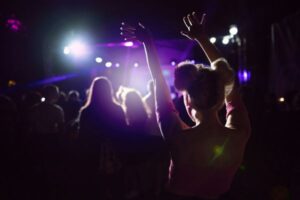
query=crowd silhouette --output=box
[0,12,300,200]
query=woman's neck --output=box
[193,109,221,126]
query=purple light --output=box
[124,41,134,47]
[27,74,77,88]
[11,25,19,31]
[238,69,251,83]
[134,62,139,68]
[171,93,177,100]
[163,70,170,76]
[96,41,139,48]
[6,17,22,32]
[171,61,176,66]
[105,62,112,67]
[115,63,120,67]
[107,43,115,47]
[95,57,103,63]
[243,71,248,80]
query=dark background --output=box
[0,0,299,92]
[1,1,300,199]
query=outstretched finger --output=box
[187,14,195,26]
[124,36,137,41]
[120,31,136,38]
[183,17,191,28]
[138,22,146,29]
[121,22,136,31]
[121,28,135,34]
[200,13,206,25]
[180,30,193,40]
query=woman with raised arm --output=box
[121,12,251,200]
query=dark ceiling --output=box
[0,0,299,85]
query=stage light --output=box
[243,71,248,81]
[8,80,16,87]
[278,97,285,103]
[171,61,176,66]
[190,60,195,64]
[64,46,70,55]
[69,40,88,57]
[222,36,230,45]
[6,17,22,32]
[105,62,112,67]
[124,41,134,47]
[63,40,89,57]
[115,63,120,67]
[209,37,216,44]
[95,57,103,63]
[134,62,139,68]
[238,69,251,83]
[229,25,238,36]
[41,97,46,102]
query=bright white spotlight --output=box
[209,37,216,44]
[278,97,285,103]
[68,40,88,57]
[64,46,70,55]
[41,97,46,102]
[134,62,139,68]
[105,62,112,67]
[229,25,238,36]
[95,57,103,63]
[115,63,120,67]
[124,41,134,47]
[222,36,230,45]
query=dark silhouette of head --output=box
[83,76,115,109]
[174,62,224,112]
[68,90,80,101]
[43,85,60,104]
[123,90,148,126]
[22,91,42,108]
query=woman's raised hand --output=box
[181,12,206,40]
[120,22,152,43]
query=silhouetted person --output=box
[143,80,162,137]
[143,80,155,119]
[121,89,169,199]
[20,91,42,138]
[78,76,127,199]
[28,85,64,135]
[27,85,65,199]
[65,90,82,123]
[121,12,251,199]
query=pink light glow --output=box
[124,41,134,47]
[6,17,22,32]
